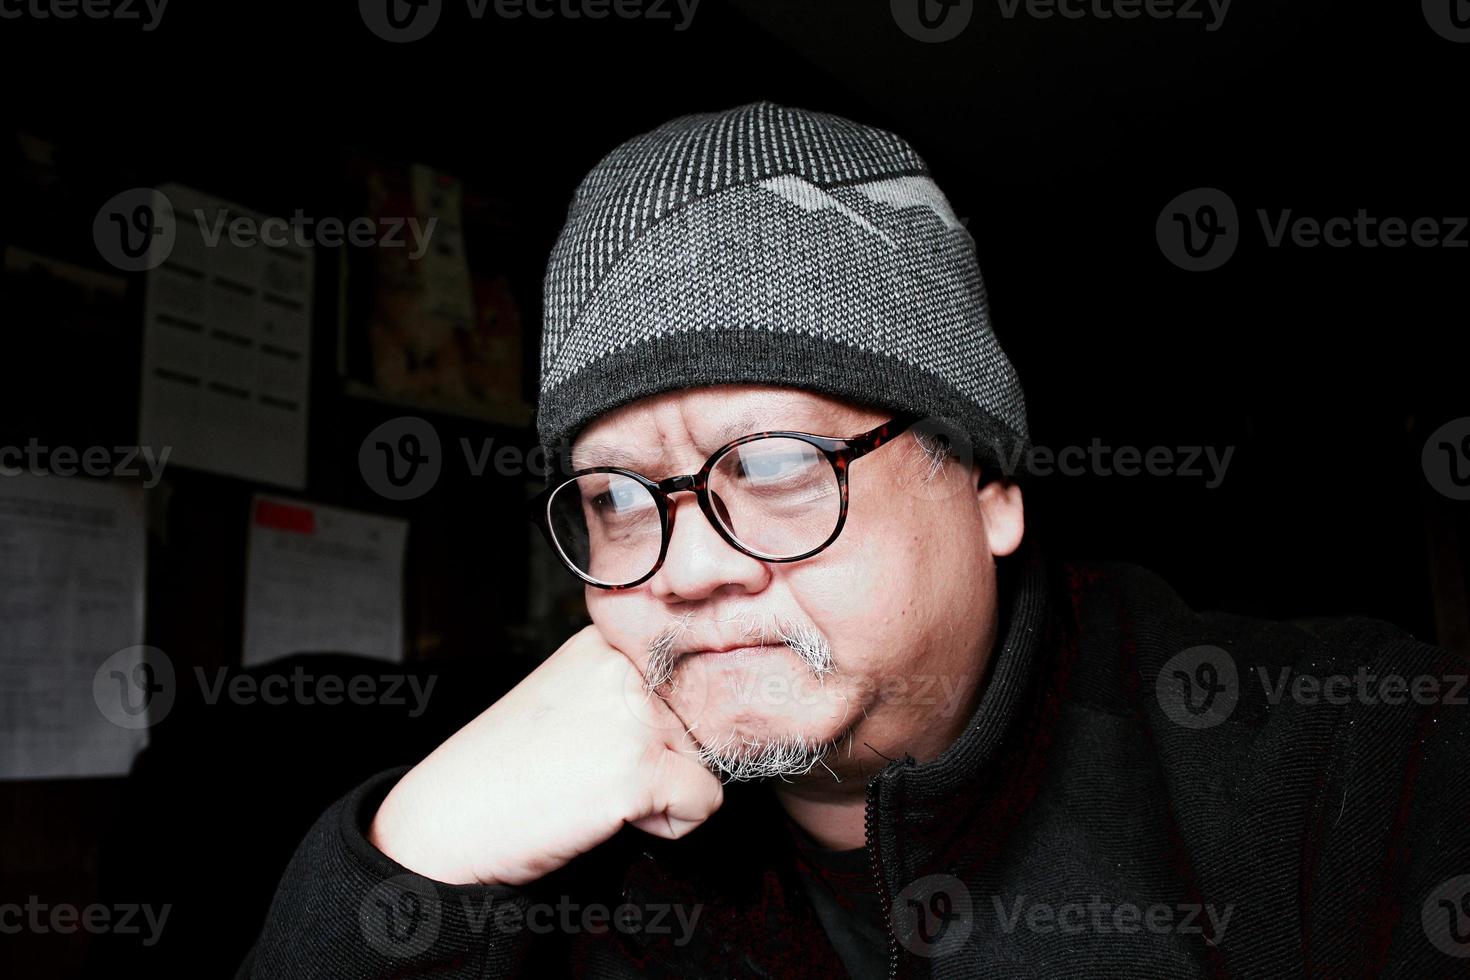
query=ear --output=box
[976,477,1025,558]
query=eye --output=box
[589,479,652,516]
[736,442,821,484]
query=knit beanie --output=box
[536,100,1030,478]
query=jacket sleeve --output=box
[1360,629,1470,974]
[1294,619,1470,975]
[236,767,538,979]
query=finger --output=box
[630,748,724,839]
[617,653,712,753]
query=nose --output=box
[648,490,770,602]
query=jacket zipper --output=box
[865,779,899,980]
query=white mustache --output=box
[643,612,834,691]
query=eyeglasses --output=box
[527,413,922,589]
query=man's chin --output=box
[671,695,854,748]
[682,715,859,782]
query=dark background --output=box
[1,1,1465,975]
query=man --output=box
[240,102,1470,978]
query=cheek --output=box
[789,491,988,666]
[785,511,933,661]
[584,590,656,664]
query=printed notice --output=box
[138,183,312,489]
[242,495,408,666]
[0,477,148,779]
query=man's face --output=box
[573,384,1025,782]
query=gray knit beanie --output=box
[536,100,1030,477]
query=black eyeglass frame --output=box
[526,412,924,590]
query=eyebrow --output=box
[570,411,777,474]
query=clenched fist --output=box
[368,625,724,886]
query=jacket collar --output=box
[615,537,1055,975]
[868,536,1052,858]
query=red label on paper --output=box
[254,499,315,534]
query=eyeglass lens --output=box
[544,437,842,586]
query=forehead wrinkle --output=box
[570,409,775,474]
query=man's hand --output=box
[368,624,724,886]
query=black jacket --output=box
[239,544,1470,978]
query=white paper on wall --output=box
[242,495,407,667]
[0,476,149,779]
[139,183,313,489]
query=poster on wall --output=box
[337,159,534,426]
[138,183,313,489]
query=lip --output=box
[691,644,779,658]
